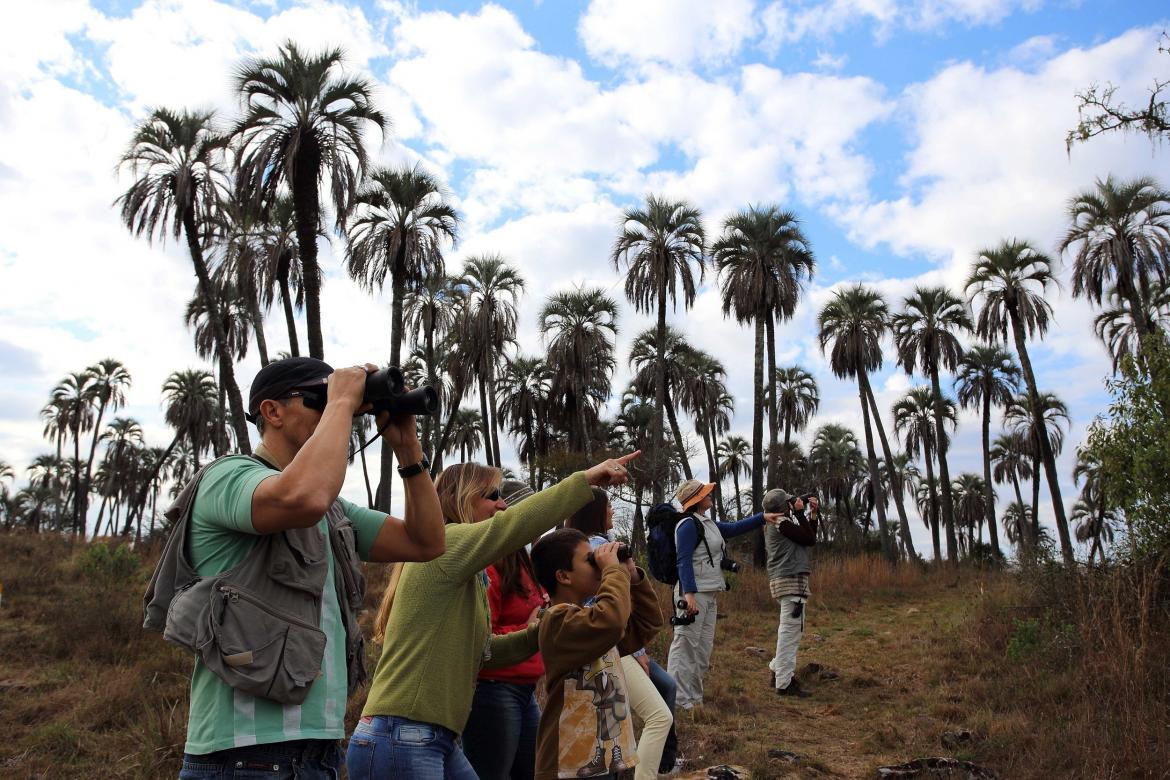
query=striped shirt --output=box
[185,456,384,755]
[769,573,810,600]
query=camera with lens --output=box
[363,367,440,417]
[787,492,818,510]
[720,556,741,574]
[670,598,696,626]
[585,543,632,568]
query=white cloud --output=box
[579,0,758,69]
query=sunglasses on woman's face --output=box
[482,488,501,502]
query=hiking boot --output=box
[577,745,606,777]
[776,678,810,698]
[609,744,628,772]
[769,669,775,689]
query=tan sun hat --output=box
[674,479,715,511]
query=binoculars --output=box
[720,556,741,574]
[363,367,439,417]
[670,598,696,626]
[585,544,632,568]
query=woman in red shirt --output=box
[462,480,547,780]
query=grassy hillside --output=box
[1,533,1165,778]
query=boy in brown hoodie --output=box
[530,528,664,779]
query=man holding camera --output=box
[146,357,446,779]
[762,489,820,698]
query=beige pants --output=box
[666,590,718,708]
[620,654,673,780]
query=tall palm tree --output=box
[892,287,971,563]
[213,192,273,366]
[772,366,819,448]
[681,351,733,521]
[117,107,251,452]
[447,408,485,463]
[457,255,524,468]
[253,195,306,355]
[93,416,143,538]
[968,239,1073,562]
[1093,281,1170,372]
[1002,501,1033,549]
[1072,498,1118,564]
[952,473,991,557]
[612,194,706,503]
[893,386,957,561]
[990,431,1033,512]
[404,274,461,462]
[79,359,131,533]
[1060,175,1170,356]
[539,286,619,456]
[717,435,752,521]
[235,41,389,359]
[809,423,865,543]
[955,345,1020,559]
[713,205,814,516]
[1004,391,1070,549]
[51,372,97,535]
[818,284,900,559]
[628,326,696,480]
[496,356,552,487]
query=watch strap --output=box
[397,457,430,478]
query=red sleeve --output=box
[486,565,537,636]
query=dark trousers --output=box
[179,739,341,779]
[647,658,679,771]
[461,679,539,780]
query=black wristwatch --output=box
[397,457,430,479]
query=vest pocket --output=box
[207,584,326,704]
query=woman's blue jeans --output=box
[345,716,478,780]
[461,680,539,780]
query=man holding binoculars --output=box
[763,488,820,698]
[150,357,447,779]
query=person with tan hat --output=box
[665,478,782,711]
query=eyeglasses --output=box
[482,488,501,502]
[280,388,327,411]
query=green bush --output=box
[1006,617,1042,662]
[76,543,140,586]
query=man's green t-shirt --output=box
[184,455,385,755]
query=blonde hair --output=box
[372,461,501,643]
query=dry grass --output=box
[2,534,1165,779]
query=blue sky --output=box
[1,0,1168,555]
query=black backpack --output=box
[645,504,712,586]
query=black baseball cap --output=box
[246,357,333,423]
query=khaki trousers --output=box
[619,655,672,780]
[665,590,718,709]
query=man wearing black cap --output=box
[173,357,446,778]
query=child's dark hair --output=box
[531,528,588,596]
[566,487,609,538]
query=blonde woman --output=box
[347,452,640,780]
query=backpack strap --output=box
[677,513,716,568]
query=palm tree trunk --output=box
[376,251,411,515]
[423,321,437,462]
[751,315,766,567]
[652,279,668,504]
[477,377,493,466]
[1030,455,1041,544]
[663,387,692,480]
[864,382,917,559]
[292,140,325,360]
[765,315,780,487]
[732,469,744,520]
[576,379,592,458]
[359,445,374,509]
[126,433,182,535]
[1008,304,1073,563]
[487,370,503,467]
[924,444,941,561]
[929,368,958,564]
[82,395,110,536]
[182,206,252,455]
[632,481,646,553]
[71,415,83,536]
[277,250,300,356]
[980,393,1002,559]
[431,379,466,477]
[858,375,894,560]
[703,419,725,522]
[248,293,270,367]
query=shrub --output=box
[76,542,141,586]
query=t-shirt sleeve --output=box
[338,498,388,561]
[194,457,274,534]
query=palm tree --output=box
[213,193,273,366]
[404,274,461,462]
[447,408,485,463]
[680,351,733,520]
[628,326,697,480]
[79,359,131,533]
[713,205,814,516]
[1060,175,1170,356]
[772,366,819,449]
[818,284,900,559]
[253,195,306,355]
[117,107,251,452]
[1072,498,1118,564]
[456,255,524,468]
[496,356,552,487]
[955,345,1020,559]
[952,473,991,557]
[235,41,389,359]
[1004,391,1070,549]
[539,286,619,456]
[93,417,143,538]
[968,239,1073,562]
[51,372,97,535]
[990,431,1033,512]
[717,435,752,520]
[894,386,957,561]
[1092,281,1170,372]
[614,388,658,549]
[612,194,706,503]
[809,423,865,543]
[892,287,971,564]
[1003,501,1033,549]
